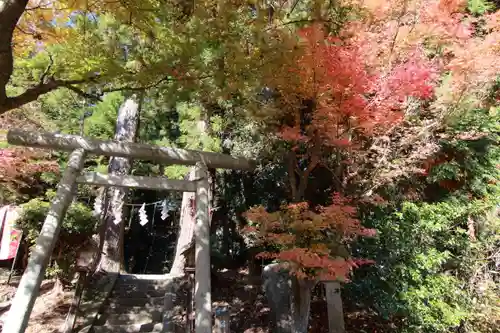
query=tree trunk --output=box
[277,149,321,333]
[97,95,141,273]
[290,277,316,333]
[0,0,27,106]
[169,117,215,275]
[169,168,196,275]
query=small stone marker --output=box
[324,281,345,333]
[262,263,292,333]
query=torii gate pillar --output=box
[194,163,211,333]
[3,149,87,333]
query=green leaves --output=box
[467,0,495,15]
[17,198,96,242]
[345,105,499,332]
[16,197,97,281]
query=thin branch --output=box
[297,146,321,199]
[387,0,408,68]
[288,0,301,17]
[287,151,299,201]
[14,25,34,35]
[63,84,102,102]
[40,54,54,84]
[265,18,335,32]
[100,73,213,94]
[0,75,99,115]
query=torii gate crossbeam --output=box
[7,129,255,170]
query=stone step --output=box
[96,311,163,325]
[91,322,163,333]
[117,274,177,283]
[114,284,170,291]
[105,305,164,314]
[111,289,166,298]
[107,296,166,307]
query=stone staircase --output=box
[89,274,185,333]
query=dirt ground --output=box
[0,275,74,333]
[0,269,393,333]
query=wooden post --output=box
[186,269,195,333]
[7,230,23,285]
[194,163,211,333]
[61,271,86,333]
[214,305,230,333]
[170,168,197,276]
[324,281,345,333]
[3,149,86,333]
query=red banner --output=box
[0,205,22,260]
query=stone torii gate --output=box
[3,129,256,333]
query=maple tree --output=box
[244,195,376,282]
[241,0,499,331]
[263,0,500,200]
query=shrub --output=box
[16,198,97,283]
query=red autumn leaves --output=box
[244,195,376,281]
[278,23,437,147]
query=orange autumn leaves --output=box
[243,195,376,281]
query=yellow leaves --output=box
[14,1,70,53]
[13,0,150,56]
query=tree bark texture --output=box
[97,95,141,273]
[0,0,28,107]
[169,118,215,275]
[169,168,197,275]
[290,278,317,333]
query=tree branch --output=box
[100,73,213,94]
[296,147,321,200]
[63,84,102,102]
[39,53,54,84]
[287,151,299,202]
[0,76,98,115]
